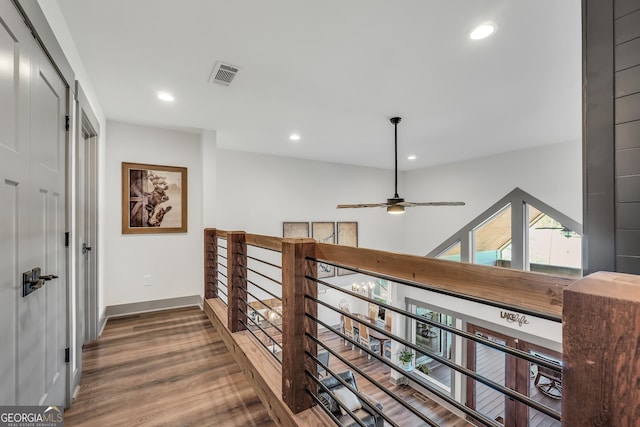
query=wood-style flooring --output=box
[64,306,275,427]
[318,330,472,427]
[473,343,561,426]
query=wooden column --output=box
[281,238,317,414]
[563,272,640,425]
[227,231,247,332]
[204,228,218,299]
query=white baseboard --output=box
[98,308,107,336]
[105,295,202,319]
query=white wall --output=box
[105,121,203,306]
[213,149,406,253]
[201,130,217,228]
[211,149,412,332]
[402,140,582,256]
[209,142,581,346]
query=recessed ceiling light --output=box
[408,155,417,160]
[469,23,496,40]
[289,134,301,141]
[157,91,174,102]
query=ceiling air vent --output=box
[208,61,240,86]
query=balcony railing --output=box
[203,228,640,426]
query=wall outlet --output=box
[144,275,152,287]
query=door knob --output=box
[82,243,92,254]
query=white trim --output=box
[105,295,203,318]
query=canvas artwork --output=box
[122,162,187,234]
[337,222,358,276]
[283,222,310,238]
[312,222,336,278]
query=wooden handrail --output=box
[208,228,571,317]
[245,233,283,252]
[315,243,573,318]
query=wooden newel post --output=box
[204,228,218,299]
[227,231,247,332]
[563,272,640,425]
[282,238,318,414]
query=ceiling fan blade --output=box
[404,201,466,207]
[337,203,388,209]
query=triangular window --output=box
[432,188,582,278]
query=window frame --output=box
[430,188,582,274]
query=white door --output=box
[70,115,99,398]
[81,128,99,344]
[0,2,68,406]
[71,124,86,398]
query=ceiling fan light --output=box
[387,205,405,215]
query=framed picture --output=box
[122,162,187,234]
[283,222,309,238]
[312,222,335,278]
[337,222,358,276]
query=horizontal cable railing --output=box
[205,230,228,305]
[204,228,639,427]
[238,238,284,362]
[303,261,562,426]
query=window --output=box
[528,206,581,277]
[430,188,582,276]
[413,305,455,394]
[473,204,511,266]
[436,241,461,261]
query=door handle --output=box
[23,268,42,297]
[82,243,92,254]
[22,267,58,297]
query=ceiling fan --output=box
[535,225,577,238]
[337,117,465,214]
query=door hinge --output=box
[65,232,70,247]
[65,115,69,132]
[64,347,70,364]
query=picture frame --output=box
[312,222,335,278]
[337,222,358,276]
[283,222,310,238]
[122,162,187,234]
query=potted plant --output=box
[416,363,430,375]
[398,348,414,371]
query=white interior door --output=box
[71,118,85,399]
[0,2,68,406]
[0,3,30,404]
[70,111,99,398]
[82,131,99,343]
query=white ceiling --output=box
[56,0,582,171]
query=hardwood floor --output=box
[317,330,473,427]
[64,307,275,427]
[471,343,561,426]
[66,305,558,426]
[317,329,561,426]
